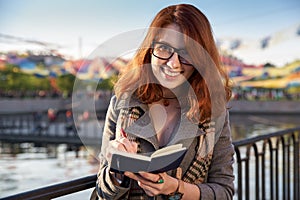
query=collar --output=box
[115,92,148,111]
[114,94,205,149]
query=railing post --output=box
[281,136,286,200]
[294,131,300,200]
[253,144,259,200]
[245,145,250,200]
[235,146,243,200]
[287,137,291,200]
[261,141,266,200]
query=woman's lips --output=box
[160,66,183,78]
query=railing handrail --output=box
[0,175,97,200]
[1,126,299,200]
[233,126,300,200]
[233,126,300,147]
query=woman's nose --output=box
[167,52,181,69]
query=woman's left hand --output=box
[124,171,178,197]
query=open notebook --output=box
[109,144,187,173]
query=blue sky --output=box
[0,0,300,60]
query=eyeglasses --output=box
[151,42,193,66]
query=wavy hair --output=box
[114,4,231,124]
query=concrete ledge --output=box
[1,98,300,114]
[228,100,300,114]
[0,98,109,114]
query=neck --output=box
[162,83,189,99]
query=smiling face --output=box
[151,24,195,90]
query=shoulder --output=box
[113,93,147,112]
[213,110,229,133]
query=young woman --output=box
[93,3,234,199]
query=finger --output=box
[138,182,159,197]
[125,172,160,188]
[125,172,163,196]
[109,140,127,151]
[105,140,127,159]
[138,171,161,183]
[137,173,165,191]
[142,188,156,197]
[124,171,140,181]
[119,138,137,153]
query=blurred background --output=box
[0,0,299,199]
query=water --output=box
[0,114,299,199]
[0,146,98,199]
[230,113,300,141]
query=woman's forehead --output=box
[156,24,185,48]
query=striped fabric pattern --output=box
[118,107,213,199]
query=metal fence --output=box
[1,127,299,200]
[234,126,300,200]
[0,112,102,146]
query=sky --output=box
[0,0,300,65]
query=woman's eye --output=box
[179,50,188,55]
[159,44,172,52]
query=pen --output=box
[121,128,135,143]
[121,128,127,138]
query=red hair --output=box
[114,4,231,124]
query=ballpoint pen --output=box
[121,128,127,138]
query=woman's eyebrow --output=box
[156,40,186,50]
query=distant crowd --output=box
[232,87,300,101]
[0,90,69,99]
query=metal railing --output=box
[234,126,300,200]
[0,112,102,146]
[0,175,97,200]
[1,127,299,200]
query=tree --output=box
[97,75,117,91]
[56,74,76,95]
[0,64,50,92]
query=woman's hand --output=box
[106,134,137,186]
[105,128,138,160]
[124,171,178,197]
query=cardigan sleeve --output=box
[95,95,131,199]
[197,111,235,199]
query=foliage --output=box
[1,63,117,96]
[0,64,50,91]
[56,74,76,95]
[97,75,117,91]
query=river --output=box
[230,113,300,141]
[0,113,299,199]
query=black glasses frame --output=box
[151,41,193,66]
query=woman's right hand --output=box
[105,131,137,186]
[105,136,138,160]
